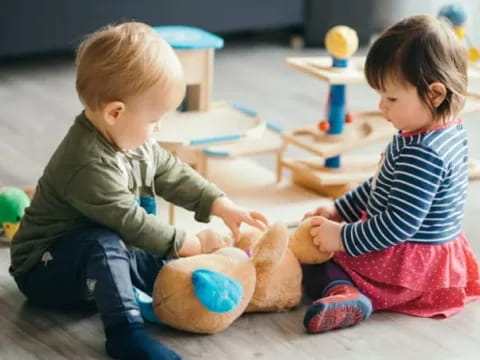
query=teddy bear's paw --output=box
[192,269,244,313]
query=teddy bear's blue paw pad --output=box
[192,269,243,313]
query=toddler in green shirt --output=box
[10,22,267,360]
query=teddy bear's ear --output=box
[236,228,264,253]
[251,223,288,267]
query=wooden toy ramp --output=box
[280,154,379,198]
[202,127,283,159]
[282,111,395,159]
[287,56,480,85]
[153,102,284,180]
[153,102,265,150]
[280,108,480,197]
[281,154,380,186]
[279,110,392,199]
[285,56,366,84]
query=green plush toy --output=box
[0,187,30,242]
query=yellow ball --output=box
[469,47,480,62]
[325,25,359,59]
[455,26,466,39]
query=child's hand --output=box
[309,216,345,253]
[196,229,233,254]
[178,234,201,257]
[302,203,342,222]
[211,197,269,242]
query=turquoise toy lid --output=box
[153,25,224,50]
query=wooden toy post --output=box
[324,62,347,169]
[322,26,360,169]
[315,25,357,174]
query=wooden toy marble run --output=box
[279,25,480,198]
[277,26,394,198]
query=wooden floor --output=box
[1,40,480,360]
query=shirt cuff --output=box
[194,185,224,223]
[166,228,187,259]
[341,223,360,257]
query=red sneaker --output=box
[304,283,372,333]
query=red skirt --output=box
[333,233,480,317]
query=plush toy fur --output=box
[152,219,333,334]
[236,223,302,313]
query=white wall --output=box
[373,0,480,44]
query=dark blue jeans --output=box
[14,227,166,329]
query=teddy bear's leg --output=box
[137,269,244,326]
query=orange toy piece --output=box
[318,120,330,132]
[345,113,353,123]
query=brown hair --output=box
[76,22,185,110]
[365,15,468,121]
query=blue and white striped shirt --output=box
[335,122,468,257]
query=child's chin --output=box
[125,142,144,150]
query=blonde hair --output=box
[365,15,468,121]
[76,22,185,110]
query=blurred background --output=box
[1,0,479,58]
[1,0,480,186]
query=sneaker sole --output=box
[306,304,364,333]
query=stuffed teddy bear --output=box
[140,218,332,334]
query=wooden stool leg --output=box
[195,154,208,179]
[168,203,175,225]
[276,151,283,183]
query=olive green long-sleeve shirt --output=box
[10,112,223,277]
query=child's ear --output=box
[103,101,125,125]
[428,82,447,108]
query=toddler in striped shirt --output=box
[301,15,480,333]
